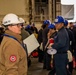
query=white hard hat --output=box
[2,13,21,25]
[19,17,25,23]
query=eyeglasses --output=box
[11,23,24,27]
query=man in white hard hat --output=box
[0,13,27,75]
[19,17,31,67]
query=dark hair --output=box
[53,27,56,30]
[70,22,73,24]
[41,24,46,29]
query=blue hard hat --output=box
[43,20,51,25]
[54,16,64,24]
[48,23,55,29]
[64,19,68,26]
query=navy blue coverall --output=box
[52,27,69,75]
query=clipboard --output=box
[23,34,39,54]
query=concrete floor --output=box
[28,57,76,75]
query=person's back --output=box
[37,26,44,63]
[0,26,4,44]
[21,28,30,40]
[66,28,75,53]
[42,27,49,50]
[25,25,33,34]
[37,28,43,44]
[42,20,51,70]
[70,26,76,51]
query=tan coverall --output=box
[0,30,27,75]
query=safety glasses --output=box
[11,23,24,27]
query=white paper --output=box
[23,34,39,54]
